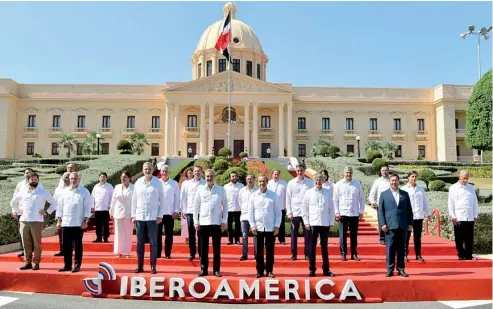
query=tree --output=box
[218,147,232,157]
[129,132,149,155]
[364,140,382,152]
[116,139,133,154]
[312,139,331,157]
[417,168,437,190]
[466,70,492,162]
[381,141,397,160]
[59,134,75,158]
[82,131,102,155]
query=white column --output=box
[278,103,285,157]
[287,102,293,157]
[199,103,206,156]
[164,102,171,156]
[244,103,250,155]
[252,103,259,157]
[174,102,180,156]
[208,102,214,156]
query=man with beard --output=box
[223,172,244,245]
[11,173,57,270]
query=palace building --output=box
[0,3,476,161]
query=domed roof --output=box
[194,2,264,54]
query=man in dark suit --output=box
[378,174,413,278]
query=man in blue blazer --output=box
[378,174,413,277]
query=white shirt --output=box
[131,176,165,221]
[181,178,206,214]
[14,180,44,196]
[238,185,259,221]
[302,186,335,227]
[56,185,93,227]
[91,182,114,211]
[333,178,366,217]
[160,178,180,216]
[267,179,287,211]
[401,183,431,220]
[248,189,282,232]
[286,177,314,217]
[54,186,69,200]
[193,184,228,226]
[448,182,479,222]
[11,186,57,222]
[369,177,390,204]
[391,188,400,205]
[223,182,244,212]
[109,184,134,219]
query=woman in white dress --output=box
[109,171,134,258]
[180,168,194,244]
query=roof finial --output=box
[223,2,237,19]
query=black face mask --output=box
[29,183,38,188]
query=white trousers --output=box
[181,216,188,238]
[114,217,133,255]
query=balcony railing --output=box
[101,128,112,133]
[49,127,62,133]
[368,130,381,139]
[415,130,428,140]
[24,127,37,133]
[345,130,355,135]
[149,128,161,133]
[184,127,199,138]
[297,129,308,135]
[319,129,333,139]
[392,130,405,135]
[186,127,199,133]
[124,128,136,133]
[74,127,87,133]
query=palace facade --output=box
[0,3,475,161]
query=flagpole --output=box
[227,8,232,152]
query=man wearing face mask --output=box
[11,173,57,271]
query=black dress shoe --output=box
[267,272,275,278]
[459,257,466,260]
[466,257,478,260]
[404,256,409,262]
[71,266,80,273]
[309,271,316,277]
[341,255,347,261]
[33,263,40,271]
[93,239,102,243]
[198,270,208,277]
[19,263,32,270]
[17,252,24,257]
[214,271,221,277]
[165,256,171,259]
[58,267,71,272]
[380,240,386,245]
[351,255,360,261]
[256,273,263,278]
[188,255,195,261]
[385,272,394,277]
[135,267,144,273]
[150,268,157,274]
[235,241,241,245]
[398,271,408,277]
[305,256,309,261]
[280,242,286,245]
[290,256,297,261]
[239,255,247,261]
[227,242,233,245]
[103,239,109,243]
[323,271,335,277]
[416,256,425,262]
[54,252,63,256]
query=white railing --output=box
[74,128,87,133]
[320,129,332,135]
[345,130,355,135]
[149,128,161,133]
[49,127,62,133]
[456,129,466,134]
[259,128,273,134]
[124,128,136,133]
[24,127,37,133]
[185,127,199,133]
[101,128,112,133]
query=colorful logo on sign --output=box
[82,262,117,295]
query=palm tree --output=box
[130,132,149,155]
[364,140,382,152]
[381,141,398,160]
[59,134,75,158]
[312,139,331,157]
[82,131,103,155]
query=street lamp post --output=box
[96,133,102,155]
[460,24,492,163]
[356,135,361,158]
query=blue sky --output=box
[0,1,491,88]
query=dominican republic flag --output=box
[215,11,232,63]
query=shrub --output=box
[55,164,67,175]
[194,160,211,172]
[366,149,382,163]
[429,180,446,191]
[327,145,340,159]
[218,167,247,185]
[371,158,387,174]
[417,168,437,190]
[467,166,492,178]
[239,152,248,158]
[208,156,217,165]
[438,175,458,184]
[116,140,133,154]
[213,158,229,172]
[218,147,232,157]
[466,70,492,153]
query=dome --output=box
[194,2,264,54]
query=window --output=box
[77,116,85,128]
[219,59,226,73]
[417,119,425,131]
[261,116,271,128]
[345,118,354,130]
[198,63,202,79]
[97,143,108,155]
[298,144,306,157]
[322,118,330,130]
[52,115,61,128]
[27,115,36,127]
[257,63,261,79]
[456,145,460,156]
[127,116,135,128]
[298,117,306,130]
[346,145,355,154]
[370,118,378,130]
[206,60,212,76]
[51,143,59,155]
[455,119,459,129]
[76,142,83,155]
[393,118,401,131]
[26,142,34,155]
[152,116,160,129]
[233,59,240,73]
[246,61,253,77]
[102,116,111,128]
[187,115,198,128]
[152,143,160,156]
[395,145,402,158]
[418,145,426,158]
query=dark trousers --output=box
[277,210,286,243]
[405,219,423,257]
[291,216,312,257]
[62,226,83,269]
[385,229,406,273]
[454,221,475,259]
[58,227,63,252]
[241,220,257,258]
[227,211,241,243]
[254,231,275,274]
[199,225,222,273]
[95,210,110,241]
[339,216,359,255]
[310,226,330,273]
[157,215,174,258]
[187,214,200,258]
[136,220,158,269]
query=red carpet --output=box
[0,214,491,303]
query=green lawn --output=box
[264,160,294,182]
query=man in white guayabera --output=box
[238,173,258,261]
[267,169,287,245]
